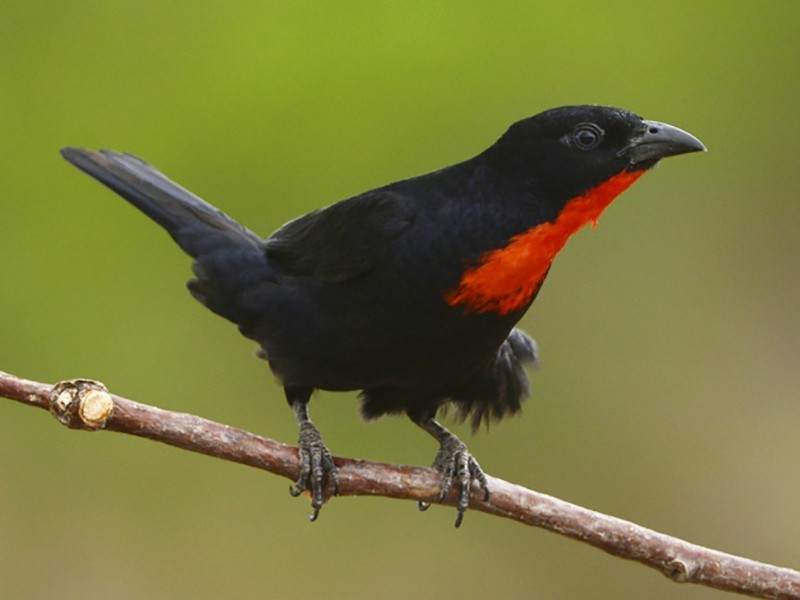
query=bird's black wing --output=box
[265,190,416,283]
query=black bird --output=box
[61,105,705,526]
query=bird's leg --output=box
[410,413,490,528]
[286,388,339,522]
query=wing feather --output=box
[265,190,415,283]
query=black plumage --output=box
[62,105,704,525]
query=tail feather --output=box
[60,148,262,258]
[62,148,269,326]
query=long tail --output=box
[61,148,262,257]
[61,148,270,326]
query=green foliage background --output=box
[1,2,798,598]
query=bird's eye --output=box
[572,123,604,150]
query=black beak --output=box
[624,120,706,168]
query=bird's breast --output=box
[445,169,645,315]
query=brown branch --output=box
[1,370,798,599]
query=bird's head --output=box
[488,105,706,201]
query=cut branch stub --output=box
[49,378,114,430]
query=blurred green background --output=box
[1,1,798,598]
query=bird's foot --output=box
[289,420,340,522]
[419,433,490,528]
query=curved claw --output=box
[417,500,431,511]
[454,511,464,529]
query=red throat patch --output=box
[446,169,646,315]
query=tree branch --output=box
[1,370,798,599]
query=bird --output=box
[61,105,705,527]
